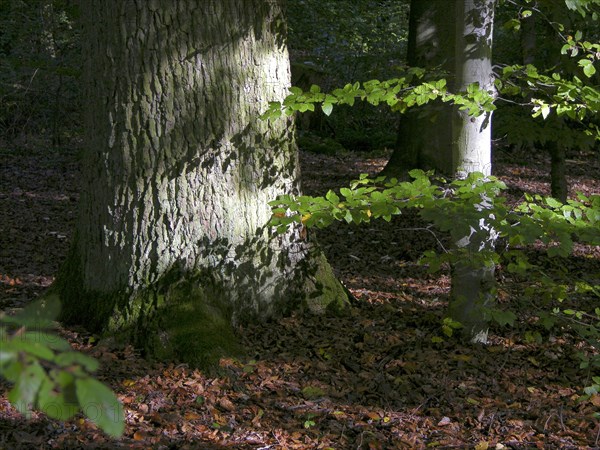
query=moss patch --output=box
[143,275,243,372]
[301,249,350,315]
[53,240,345,371]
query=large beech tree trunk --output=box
[449,0,497,343]
[55,0,348,368]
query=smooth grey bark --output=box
[383,0,499,342]
[55,0,347,368]
[452,0,495,177]
[449,0,497,343]
[386,0,495,177]
[382,0,456,177]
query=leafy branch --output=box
[269,170,600,339]
[261,70,496,122]
[0,296,125,437]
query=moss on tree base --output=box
[142,275,244,371]
[54,241,348,371]
[300,249,350,315]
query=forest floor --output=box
[1,138,600,449]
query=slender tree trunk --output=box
[382,0,456,177]
[383,0,499,342]
[449,0,497,343]
[452,0,495,177]
[55,0,348,369]
[519,12,568,202]
[547,140,568,202]
[520,14,536,66]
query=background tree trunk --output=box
[382,0,456,177]
[519,12,568,202]
[547,140,568,202]
[55,0,348,368]
[383,0,499,343]
[520,13,536,66]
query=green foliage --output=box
[561,30,600,77]
[441,317,463,338]
[563,0,600,17]
[269,171,599,251]
[282,1,600,149]
[303,413,317,429]
[286,0,410,151]
[262,73,495,122]
[0,296,124,437]
[269,170,600,358]
[494,0,600,148]
[264,63,599,142]
[498,64,600,127]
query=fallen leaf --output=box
[218,398,235,411]
[437,417,452,426]
[184,411,202,420]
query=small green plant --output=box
[303,413,317,429]
[0,296,124,437]
[441,317,463,338]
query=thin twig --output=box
[395,226,449,254]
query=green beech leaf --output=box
[583,62,596,78]
[325,190,340,204]
[7,340,55,361]
[75,377,125,437]
[21,332,71,351]
[7,360,47,418]
[546,197,563,208]
[55,352,99,372]
[37,376,78,421]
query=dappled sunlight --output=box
[1,143,599,448]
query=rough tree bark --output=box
[54,0,348,368]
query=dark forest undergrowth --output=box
[1,139,599,449]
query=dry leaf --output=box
[437,416,452,426]
[183,411,202,421]
[218,398,236,411]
